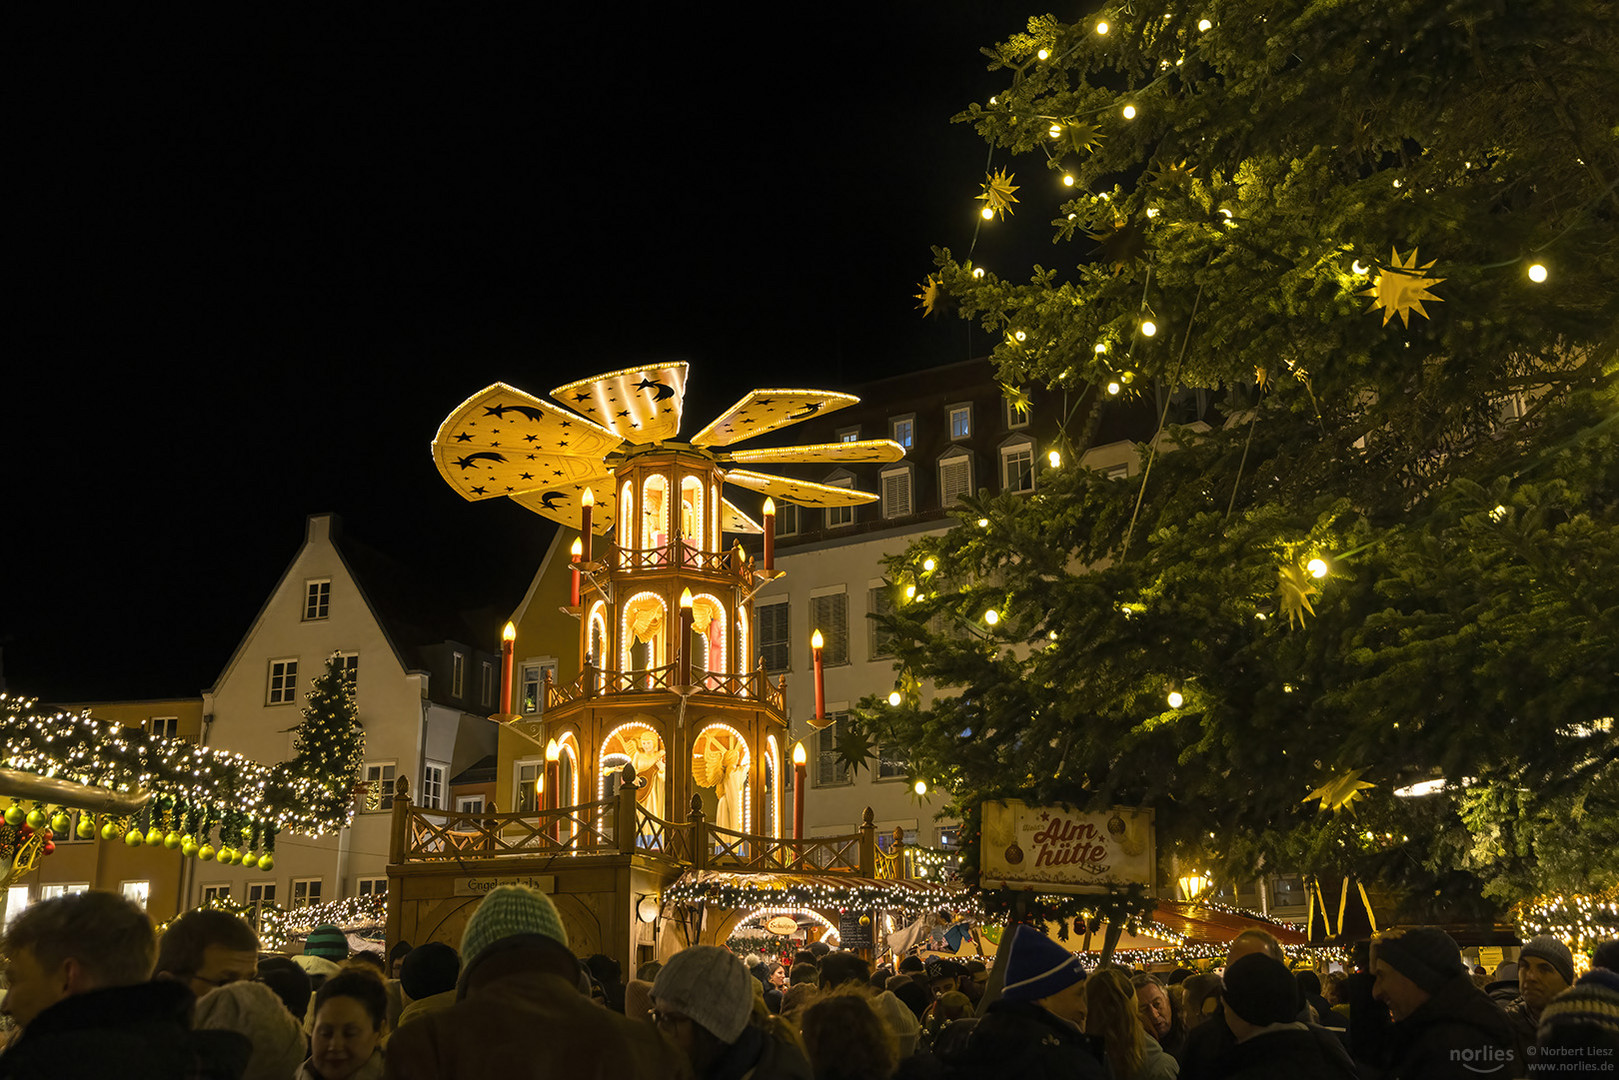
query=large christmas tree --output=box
[865,1,1619,922]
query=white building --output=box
[191,513,498,914]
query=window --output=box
[357,878,387,898]
[810,591,849,666]
[948,404,972,440]
[880,466,913,519]
[292,879,323,908]
[304,580,331,620]
[775,502,800,537]
[515,760,542,814]
[200,884,231,905]
[456,796,486,813]
[363,762,396,811]
[267,659,298,705]
[121,881,150,910]
[1000,442,1035,493]
[246,882,275,929]
[1005,396,1031,429]
[937,826,962,849]
[147,716,178,738]
[890,415,915,452]
[421,763,446,810]
[39,883,88,902]
[939,452,972,508]
[336,652,358,688]
[5,887,30,928]
[877,744,907,780]
[521,659,558,715]
[825,478,856,529]
[451,652,466,698]
[868,586,894,660]
[758,601,790,673]
[816,716,851,786]
[1101,462,1130,481]
[481,661,494,708]
[836,427,860,443]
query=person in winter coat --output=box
[1369,926,1525,1079]
[297,972,386,1080]
[652,945,813,1080]
[384,942,459,1044]
[193,979,307,1080]
[1502,935,1574,1045]
[0,889,248,1080]
[950,924,1109,1080]
[801,990,898,1080]
[383,885,678,1079]
[1086,967,1178,1080]
[1208,953,1356,1080]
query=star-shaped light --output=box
[1276,563,1319,629]
[1302,769,1376,814]
[915,275,945,318]
[977,168,1020,220]
[1361,247,1444,327]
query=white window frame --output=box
[521,658,559,715]
[451,652,466,698]
[356,877,387,898]
[39,883,89,902]
[121,881,151,911]
[1101,462,1130,481]
[938,448,973,509]
[303,579,331,621]
[948,403,972,441]
[336,652,358,689]
[363,761,397,812]
[809,587,850,667]
[200,883,231,904]
[421,762,446,810]
[999,436,1036,494]
[1004,396,1031,430]
[291,878,323,909]
[514,758,543,814]
[147,715,179,738]
[880,464,914,520]
[824,477,856,530]
[836,426,860,443]
[267,658,299,705]
[890,414,916,453]
[246,881,275,929]
[456,795,486,813]
[775,502,800,537]
[481,661,494,708]
[758,600,790,674]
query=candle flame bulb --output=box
[580,487,594,507]
[570,538,582,558]
[680,589,694,609]
[546,739,560,762]
[763,497,775,515]
[793,742,807,765]
[811,630,824,650]
[503,622,516,642]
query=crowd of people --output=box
[2,885,1616,1078]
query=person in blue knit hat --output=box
[950,924,1109,1080]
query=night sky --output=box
[9,5,1063,701]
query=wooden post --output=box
[890,826,907,880]
[858,806,876,878]
[688,794,707,872]
[615,762,640,855]
[385,776,412,954]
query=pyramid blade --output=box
[432,383,622,503]
[550,362,688,443]
[689,389,858,448]
[722,439,905,466]
[511,478,616,534]
[724,469,877,508]
[720,498,763,535]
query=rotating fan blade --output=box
[721,439,905,466]
[720,498,763,535]
[511,477,617,533]
[551,362,688,443]
[689,389,859,448]
[432,383,622,502]
[724,469,877,508]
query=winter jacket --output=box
[383,989,455,1044]
[1134,1034,1179,1080]
[1210,1023,1357,1080]
[295,1049,383,1080]
[949,999,1111,1080]
[1375,973,1525,1079]
[701,1023,813,1080]
[381,968,681,1079]
[0,979,249,1080]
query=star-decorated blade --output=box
[724,469,878,508]
[689,389,859,448]
[550,362,688,443]
[720,498,763,535]
[432,383,622,502]
[721,439,906,466]
[511,478,617,534]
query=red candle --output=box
[580,487,594,563]
[792,741,806,842]
[762,497,775,576]
[677,589,694,686]
[569,537,582,606]
[545,740,561,841]
[500,622,516,714]
[811,630,825,724]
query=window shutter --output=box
[882,470,912,517]
[759,602,790,672]
[940,457,971,506]
[810,593,849,665]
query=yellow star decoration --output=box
[1302,769,1376,814]
[978,168,1020,220]
[1063,119,1105,156]
[1361,247,1445,327]
[914,275,944,318]
[1255,367,1270,392]
[1147,157,1196,189]
[1001,382,1032,420]
[1276,562,1319,629]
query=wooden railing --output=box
[544,665,786,712]
[612,540,747,577]
[633,806,695,864]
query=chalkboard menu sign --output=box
[838,910,873,952]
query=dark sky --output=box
[8,5,1056,701]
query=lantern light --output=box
[888,691,902,707]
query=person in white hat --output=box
[652,945,812,1079]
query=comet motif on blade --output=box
[787,402,823,420]
[454,452,508,470]
[482,404,548,421]
[636,377,676,401]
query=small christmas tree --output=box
[276,653,365,826]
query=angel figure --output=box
[692,729,748,832]
[629,730,666,820]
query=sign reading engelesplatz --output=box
[978,801,1155,894]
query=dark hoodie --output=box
[949,999,1110,1080]
[1377,973,1525,1079]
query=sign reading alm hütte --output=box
[978,801,1155,895]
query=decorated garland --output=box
[157,892,388,952]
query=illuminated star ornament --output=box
[914,275,945,318]
[1361,247,1445,327]
[1087,218,1150,275]
[1062,119,1104,156]
[1276,563,1320,629]
[977,168,1020,220]
[431,363,905,531]
[1146,157,1195,190]
[1302,769,1376,814]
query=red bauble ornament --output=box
[17,825,33,838]
[42,840,56,856]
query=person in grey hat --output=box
[651,946,811,1079]
[1504,934,1574,1043]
